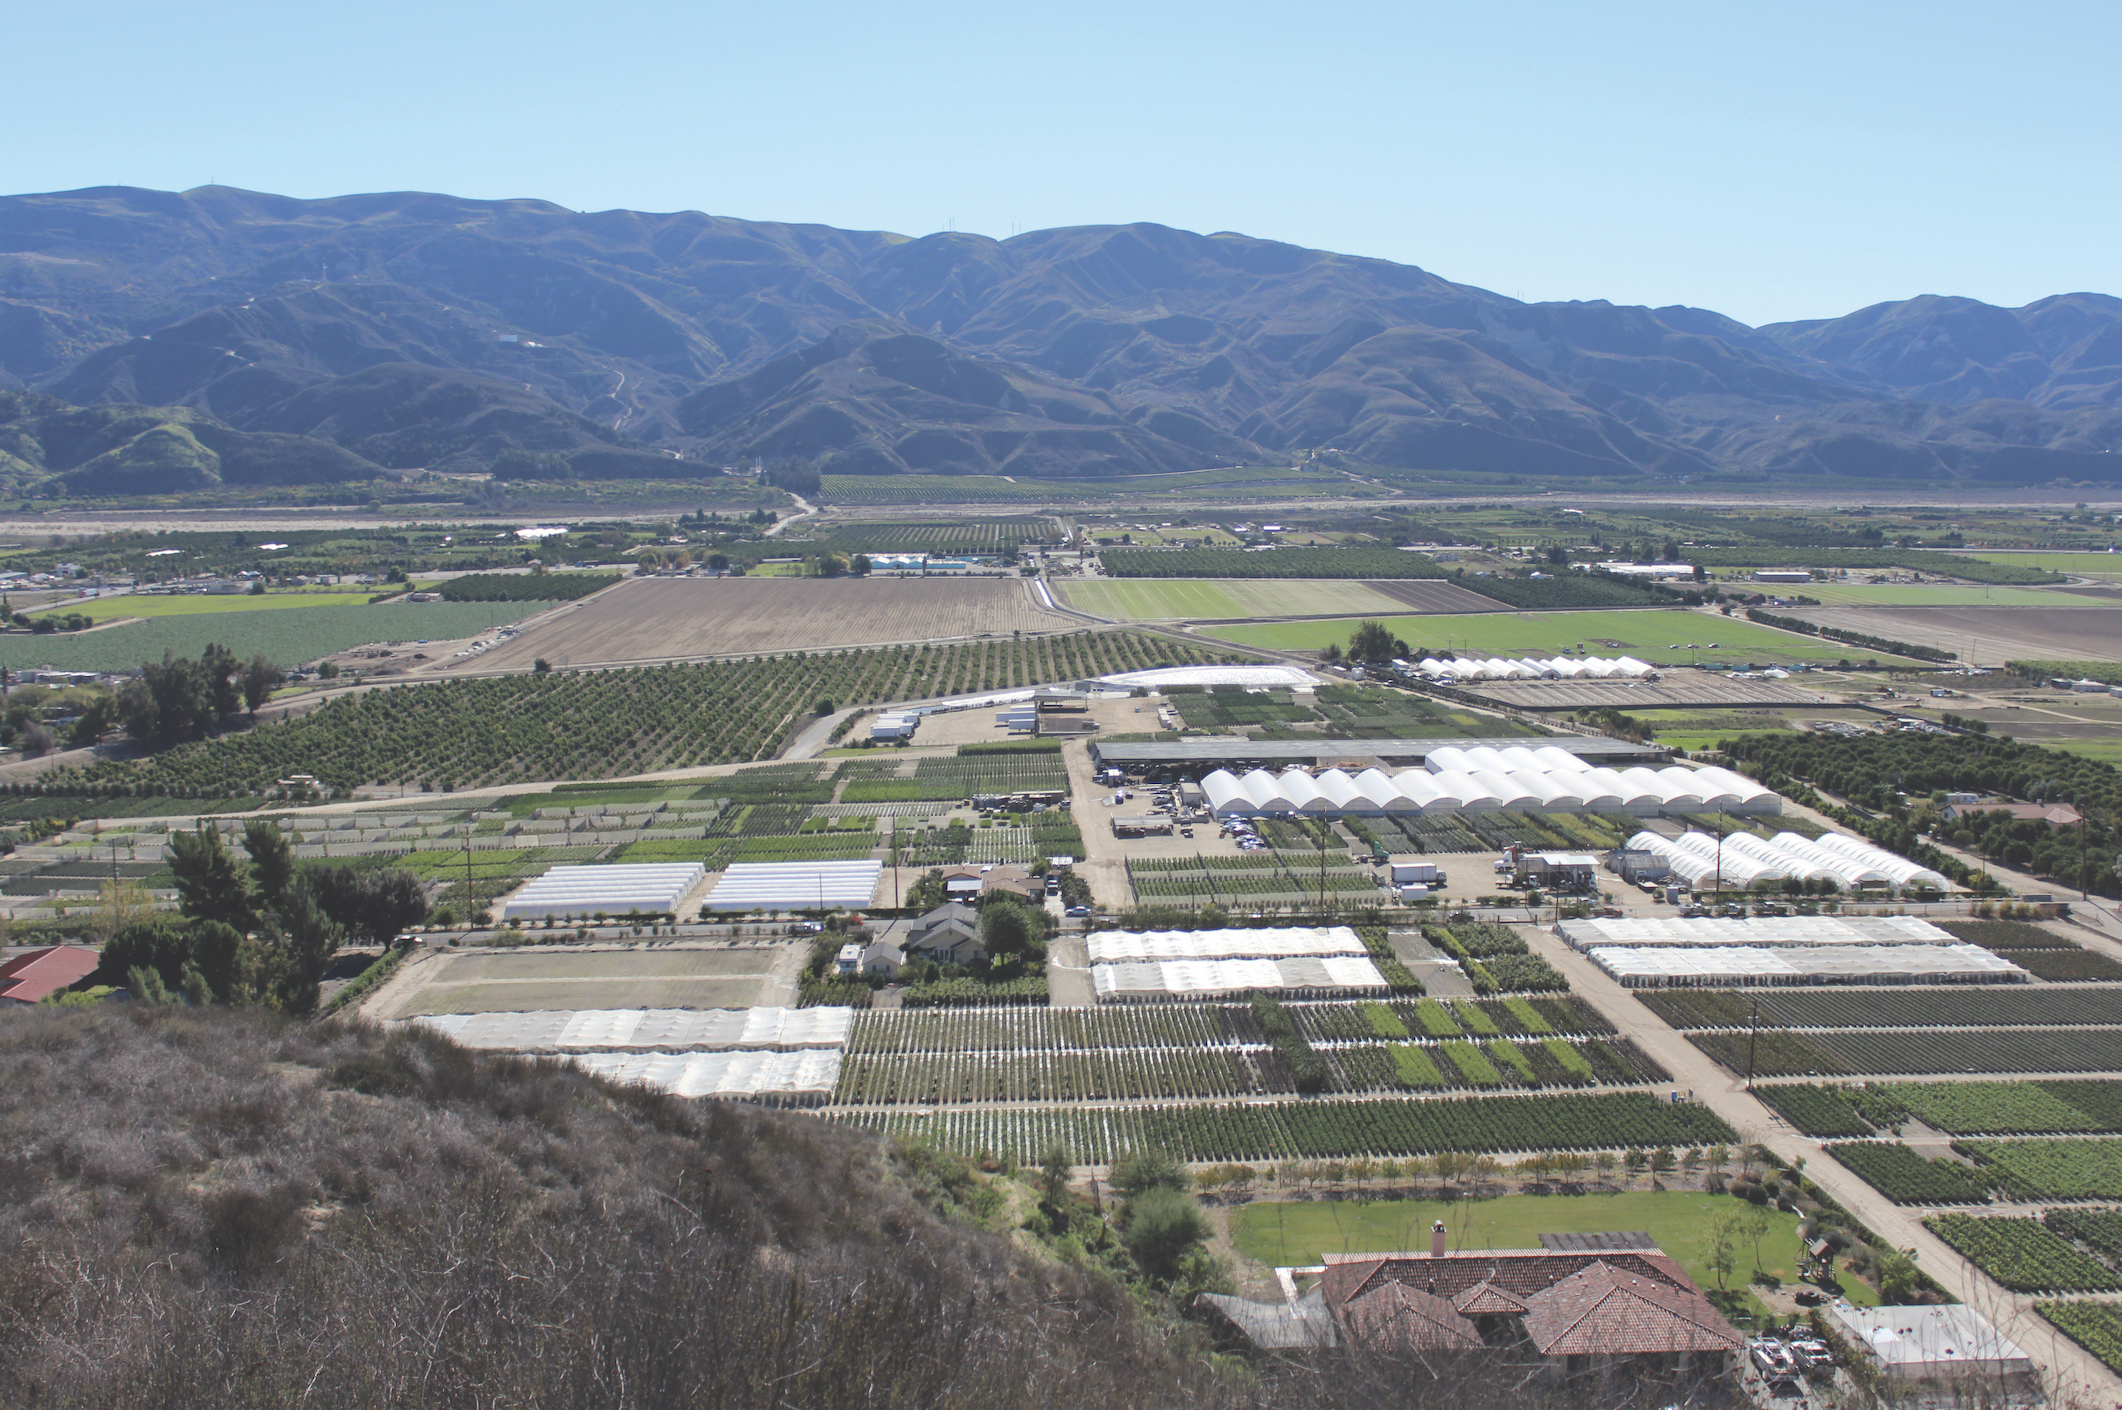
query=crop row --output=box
[830,1033,1664,1105]
[1642,986,2122,1031]
[844,997,1610,1058]
[841,1091,1737,1164]
[1961,1139,2122,1202]
[1822,1143,1993,1205]
[1687,1027,2122,1078]
[1924,1214,2122,1292]
[2038,1303,2122,1377]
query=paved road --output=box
[1058,739,1133,912]
[1520,923,2122,1402]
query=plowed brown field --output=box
[465,576,1078,670]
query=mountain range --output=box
[2,184,2119,494]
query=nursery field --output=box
[1924,1214,2122,1293]
[1058,578,1417,621]
[828,996,1661,1106]
[468,576,1079,670]
[62,630,1226,796]
[1230,1192,1833,1302]
[1201,609,1892,662]
[837,1091,1738,1165]
[2039,1302,2122,1376]
[1686,1027,2122,1079]
[1758,1081,2122,1139]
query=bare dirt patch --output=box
[372,945,793,1017]
[464,576,1079,670]
[1364,580,1515,613]
[1791,605,2122,665]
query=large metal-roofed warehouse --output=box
[501,863,706,920]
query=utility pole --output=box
[464,836,475,929]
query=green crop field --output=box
[1967,551,2122,579]
[1788,584,2081,607]
[32,590,382,622]
[0,601,544,672]
[1203,609,1897,662]
[1228,1191,1857,1304]
[1058,578,1412,620]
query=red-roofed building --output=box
[0,945,101,1004]
[1319,1231,1740,1396]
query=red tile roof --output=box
[1451,1279,1529,1316]
[1518,1261,1741,1356]
[1340,1283,1482,1351]
[1324,1246,1739,1360]
[1323,1248,1694,1309]
[0,945,101,1004]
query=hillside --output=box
[0,1003,1601,1409]
[0,388,391,495]
[2,184,2120,489]
[0,1005,1185,1407]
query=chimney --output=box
[1431,1221,1448,1258]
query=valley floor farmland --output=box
[0,600,540,672]
[1788,604,2122,665]
[465,576,1079,670]
[1199,608,1900,663]
[64,630,1233,794]
[1058,578,1417,621]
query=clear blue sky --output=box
[10,0,2115,326]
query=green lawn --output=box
[1789,583,2080,608]
[1058,577,1410,621]
[1202,609,1915,663]
[1229,1190,1870,1306]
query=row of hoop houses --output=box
[1199,745,1779,818]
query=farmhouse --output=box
[1319,1231,1739,1392]
[906,903,983,963]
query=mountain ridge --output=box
[3,184,2119,490]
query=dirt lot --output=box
[1365,580,1515,613]
[463,576,1079,670]
[1790,604,2122,666]
[365,942,805,1018]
